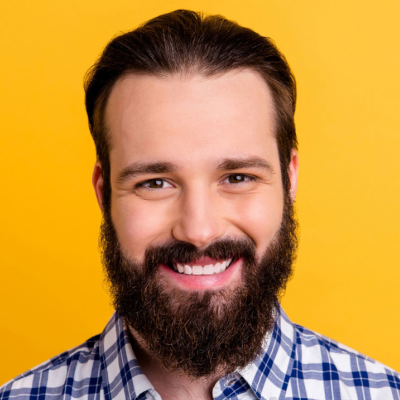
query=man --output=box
[1,9,399,400]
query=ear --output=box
[92,161,104,212]
[288,149,299,201]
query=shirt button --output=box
[223,372,240,387]
[224,379,236,388]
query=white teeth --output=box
[203,264,214,275]
[173,258,234,276]
[184,265,192,275]
[214,262,221,274]
[192,266,202,275]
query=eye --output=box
[136,179,174,190]
[222,174,257,184]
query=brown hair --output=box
[84,9,297,212]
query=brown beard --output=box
[100,193,298,379]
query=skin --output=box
[93,69,299,400]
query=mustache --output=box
[143,237,256,270]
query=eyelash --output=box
[222,174,257,185]
[134,179,172,190]
[134,174,258,190]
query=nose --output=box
[172,186,226,248]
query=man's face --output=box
[93,69,298,376]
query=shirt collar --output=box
[99,313,153,400]
[99,306,295,400]
[239,307,296,400]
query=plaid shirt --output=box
[1,307,399,400]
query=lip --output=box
[158,258,243,291]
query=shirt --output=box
[1,307,399,400]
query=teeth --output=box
[192,266,202,275]
[214,262,221,274]
[184,265,192,275]
[173,258,233,276]
[203,264,213,274]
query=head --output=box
[85,10,297,213]
[85,10,299,378]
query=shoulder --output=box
[293,322,396,370]
[289,323,400,399]
[0,334,102,400]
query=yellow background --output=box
[1,0,399,385]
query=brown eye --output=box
[136,178,174,190]
[228,174,246,183]
[146,179,165,188]
[221,174,257,186]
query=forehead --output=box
[105,69,278,171]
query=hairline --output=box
[98,66,281,159]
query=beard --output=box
[100,192,298,379]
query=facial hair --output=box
[100,193,298,379]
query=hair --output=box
[84,9,297,212]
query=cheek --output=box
[227,192,283,248]
[111,197,171,259]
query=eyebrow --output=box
[216,156,275,174]
[116,162,179,184]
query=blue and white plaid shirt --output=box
[1,307,399,400]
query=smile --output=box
[172,258,234,275]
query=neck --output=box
[128,327,223,400]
